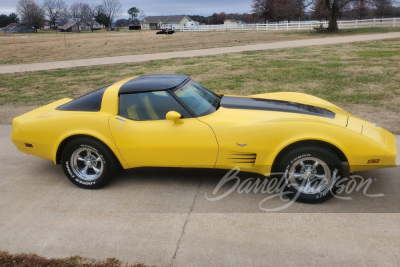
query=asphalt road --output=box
[0,124,399,266]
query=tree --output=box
[16,0,45,32]
[209,12,227,24]
[188,15,207,24]
[252,0,306,23]
[42,0,67,29]
[0,13,19,27]
[70,2,90,32]
[128,7,139,22]
[348,0,369,19]
[58,9,71,25]
[85,4,99,32]
[277,0,305,22]
[371,0,394,18]
[8,13,20,24]
[312,0,331,20]
[95,5,110,29]
[242,13,257,23]
[101,0,122,30]
[320,1,355,32]
[138,10,146,21]
[115,18,128,27]
[321,0,396,32]
[252,0,275,23]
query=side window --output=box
[119,91,191,121]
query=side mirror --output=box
[166,111,183,123]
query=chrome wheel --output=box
[70,147,104,181]
[287,157,333,195]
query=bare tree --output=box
[252,0,307,23]
[312,0,331,20]
[42,0,67,29]
[70,2,89,32]
[101,0,122,30]
[209,12,227,24]
[83,4,99,32]
[252,0,275,23]
[16,0,45,32]
[138,10,146,22]
[322,1,357,32]
[323,0,397,32]
[371,0,394,18]
[279,0,305,22]
[58,9,71,25]
[253,0,398,32]
[348,0,369,19]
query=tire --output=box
[275,146,343,203]
[61,138,118,189]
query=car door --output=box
[108,90,218,168]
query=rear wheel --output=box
[61,138,118,189]
[275,146,343,203]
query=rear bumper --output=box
[11,119,27,154]
[350,127,397,172]
[381,129,397,167]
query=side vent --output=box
[228,152,257,167]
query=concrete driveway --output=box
[0,124,399,266]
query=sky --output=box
[0,0,253,17]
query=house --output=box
[2,23,35,33]
[42,20,59,30]
[224,19,243,26]
[43,20,51,29]
[186,21,200,27]
[59,19,103,32]
[141,15,192,30]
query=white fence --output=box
[173,18,400,32]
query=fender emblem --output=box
[237,143,247,147]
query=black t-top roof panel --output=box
[118,74,190,94]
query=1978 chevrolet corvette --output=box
[11,74,397,203]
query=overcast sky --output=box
[0,0,253,17]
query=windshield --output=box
[173,81,220,117]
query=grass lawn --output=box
[0,27,399,65]
[0,38,399,133]
[281,26,400,36]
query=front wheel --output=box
[61,138,118,189]
[276,146,343,203]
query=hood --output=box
[199,93,349,128]
[220,96,335,119]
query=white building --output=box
[141,15,192,30]
[224,19,243,26]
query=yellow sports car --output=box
[11,74,397,203]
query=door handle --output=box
[116,117,126,122]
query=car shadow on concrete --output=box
[105,166,400,213]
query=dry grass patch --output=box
[0,30,319,65]
[2,27,398,66]
[0,251,150,267]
